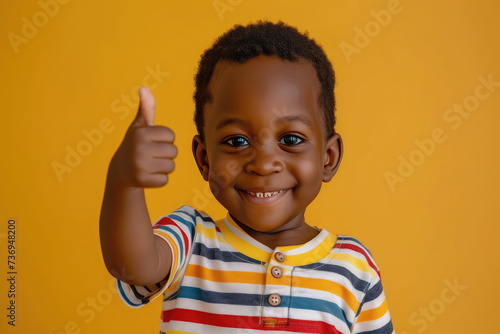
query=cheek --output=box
[207,154,243,193]
[295,154,323,179]
[292,154,324,194]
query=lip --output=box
[237,187,290,204]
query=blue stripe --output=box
[354,279,382,318]
[299,262,370,293]
[167,213,197,236]
[363,279,383,303]
[116,278,144,307]
[290,295,352,329]
[173,286,352,328]
[171,205,213,228]
[192,243,262,264]
[177,286,262,306]
[357,318,393,334]
[156,225,185,264]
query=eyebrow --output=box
[216,118,249,130]
[215,114,312,130]
[274,114,312,127]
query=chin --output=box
[243,213,293,232]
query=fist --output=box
[110,86,177,188]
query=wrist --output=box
[106,165,141,193]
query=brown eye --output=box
[278,134,303,146]
[224,136,249,147]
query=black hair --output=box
[193,20,336,140]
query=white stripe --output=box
[223,217,272,253]
[338,237,378,270]
[170,275,361,320]
[162,321,302,334]
[187,254,265,272]
[361,285,385,310]
[280,228,329,255]
[161,298,352,333]
[352,310,392,333]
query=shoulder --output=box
[335,234,381,280]
[152,205,215,231]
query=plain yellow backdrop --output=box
[1,0,499,333]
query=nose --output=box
[244,144,284,176]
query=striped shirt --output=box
[116,205,395,333]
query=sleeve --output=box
[115,205,200,308]
[350,267,395,334]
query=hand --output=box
[109,86,177,188]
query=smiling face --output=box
[192,55,342,242]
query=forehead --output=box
[204,55,323,130]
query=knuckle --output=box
[134,151,149,170]
[169,129,175,142]
[160,126,175,141]
[170,144,178,158]
[153,174,168,187]
[134,127,150,140]
[166,160,175,173]
[135,171,148,186]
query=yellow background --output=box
[1,0,498,333]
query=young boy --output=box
[100,20,395,333]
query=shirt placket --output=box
[260,250,294,327]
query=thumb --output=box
[134,86,156,126]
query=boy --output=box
[100,20,395,333]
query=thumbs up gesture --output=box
[109,86,177,188]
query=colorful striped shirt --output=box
[116,205,395,333]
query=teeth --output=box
[245,190,284,198]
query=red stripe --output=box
[337,243,380,278]
[155,217,174,227]
[162,309,343,333]
[154,217,190,258]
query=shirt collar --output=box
[214,212,337,266]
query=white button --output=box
[275,252,285,262]
[271,266,282,278]
[268,293,281,306]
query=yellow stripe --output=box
[155,231,180,278]
[215,217,271,262]
[164,276,183,296]
[274,242,305,252]
[356,298,388,323]
[280,233,337,265]
[154,231,187,296]
[219,214,338,266]
[334,253,378,278]
[185,264,265,285]
[196,222,219,239]
[267,273,358,312]
[184,264,358,312]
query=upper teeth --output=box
[246,190,284,198]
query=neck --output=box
[234,219,320,250]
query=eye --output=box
[223,136,249,147]
[278,134,304,146]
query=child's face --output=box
[193,55,342,234]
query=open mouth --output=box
[243,189,287,198]
[237,187,292,204]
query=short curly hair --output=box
[193,20,337,140]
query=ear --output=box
[323,133,343,182]
[192,135,210,181]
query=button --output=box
[271,266,282,278]
[268,293,281,306]
[274,252,285,262]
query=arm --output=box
[99,86,177,287]
[351,273,395,333]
